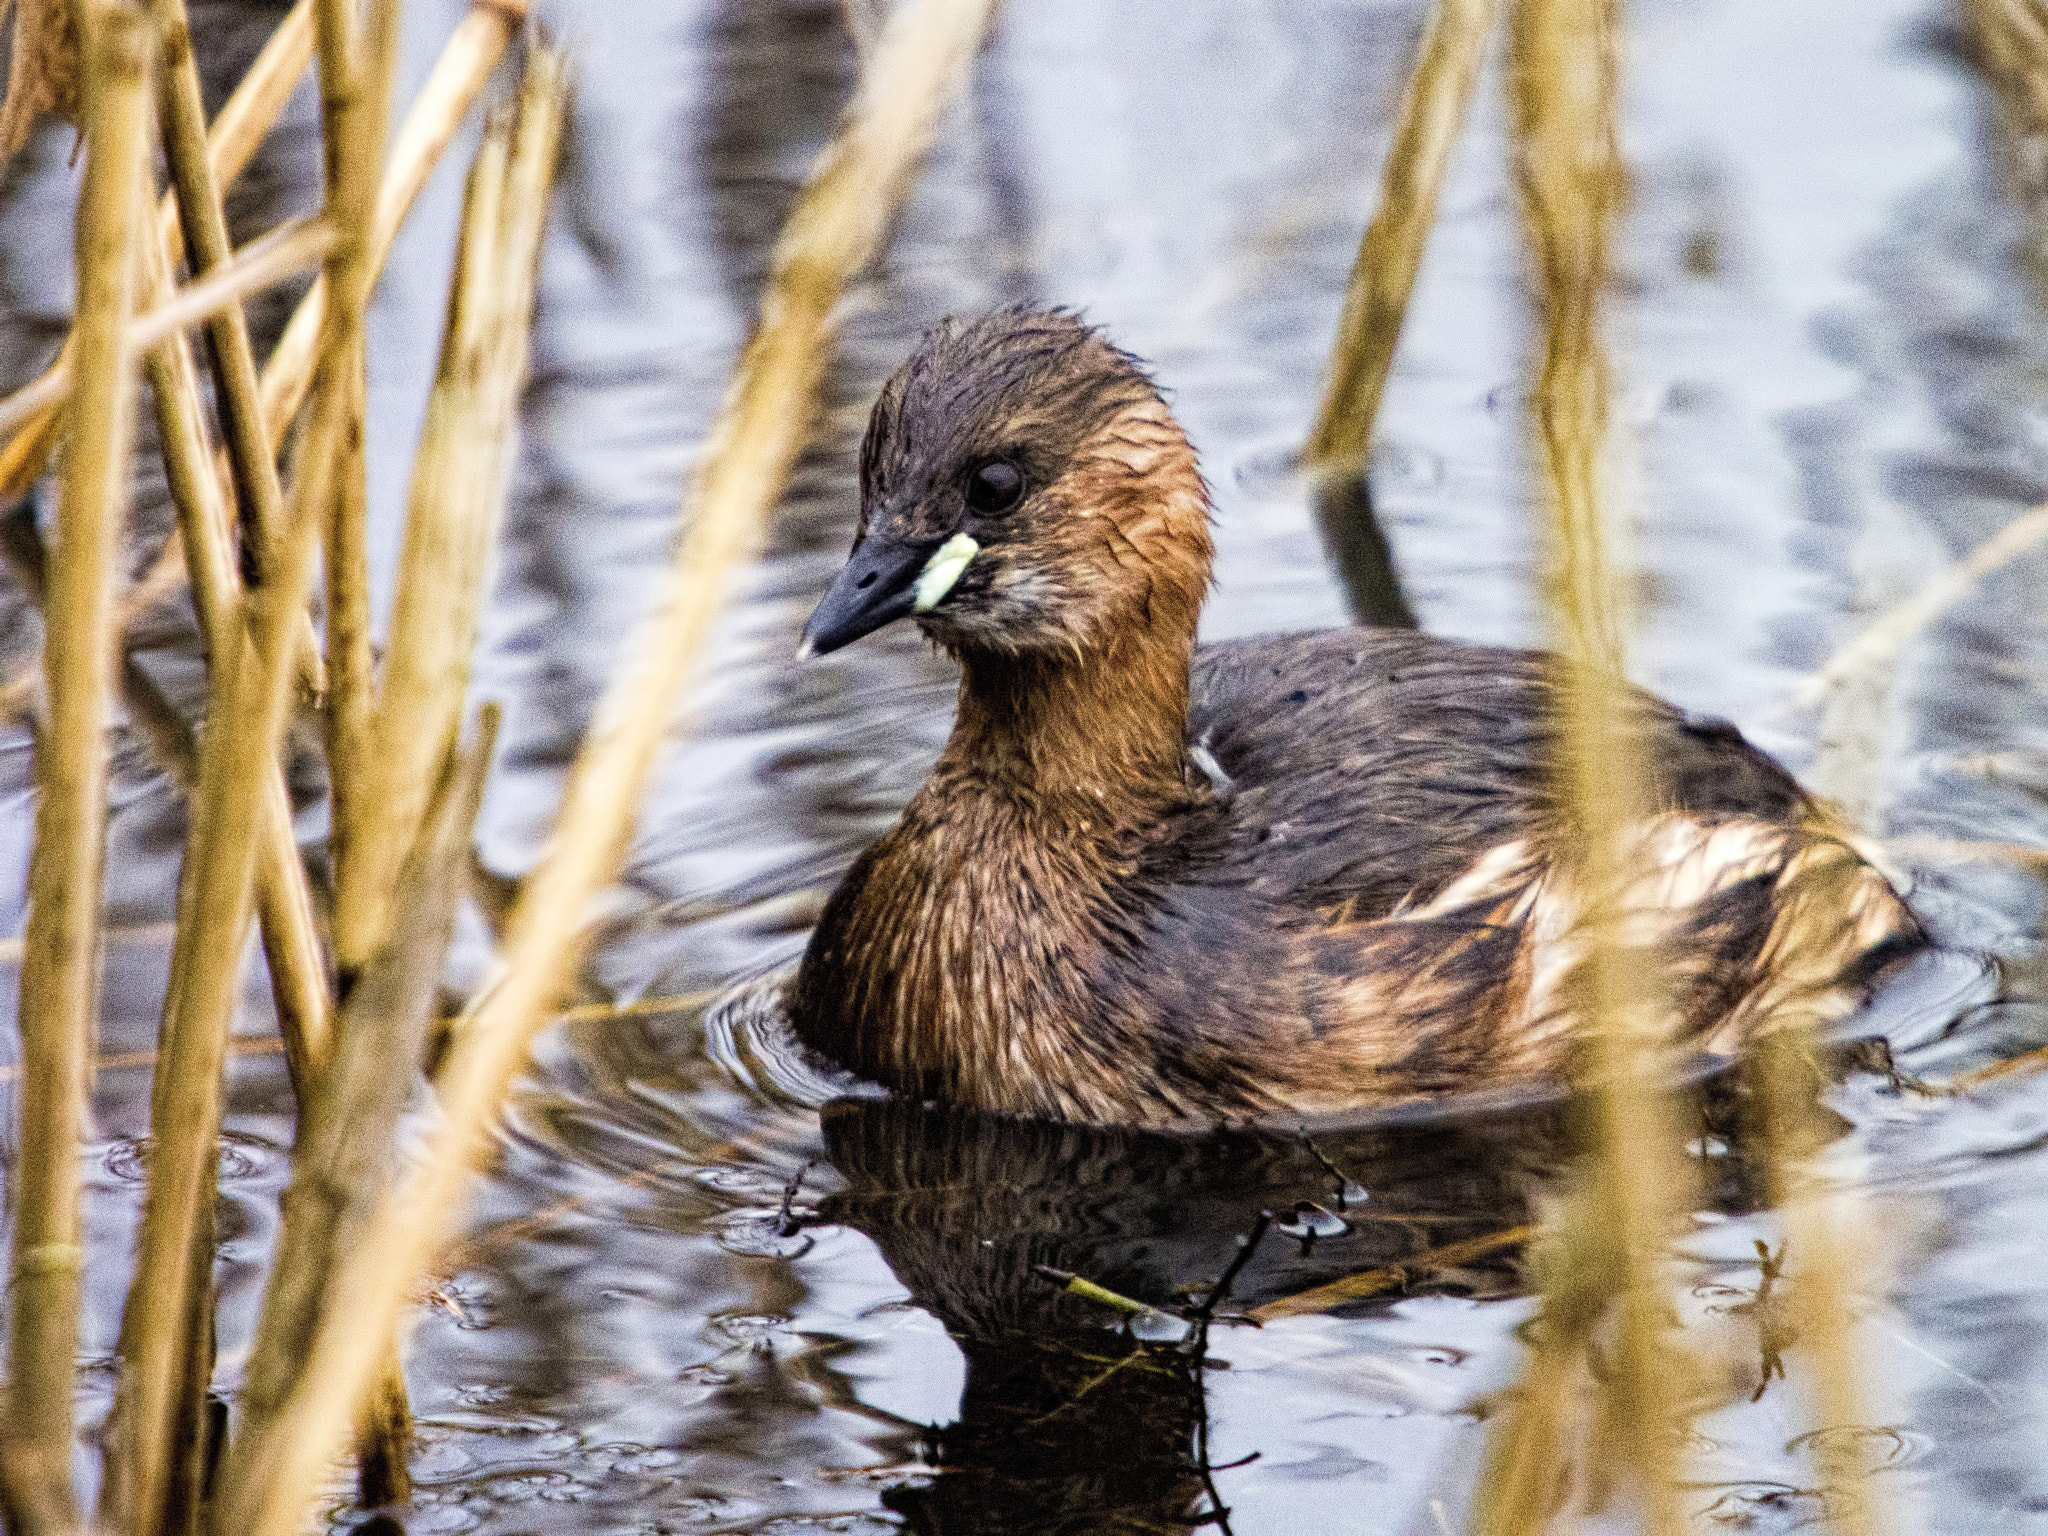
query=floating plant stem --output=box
[212,5,1000,1530]
[108,0,404,1515]
[2,5,152,1527]
[1250,1223,1537,1322]
[335,53,565,977]
[1303,0,1497,628]
[1472,0,1701,1529]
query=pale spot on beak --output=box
[913,533,980,612]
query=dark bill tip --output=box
[799,533,932,658]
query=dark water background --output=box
[8,0,2048,1530]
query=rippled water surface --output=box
[11,0,2048,1530]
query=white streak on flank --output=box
[913,533,980,611]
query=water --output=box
[8,0,2048,1529]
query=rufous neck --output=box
[941,621,1195,809]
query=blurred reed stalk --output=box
[334,56,563,979]
[1750,997,1895,1536]
[1304,0,1498,629]
[106,0,405,1519]
[212,3,1001,1530]
[1961,0,2048,212]
[0,7,153,1530]
[1471,0,1702,1529]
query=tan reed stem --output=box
[0,6,152,1530]
[0,0,312,504]
[1306,0,1496,469]
[107,0,403,1517]
[146,0,295,577]
[136,224,332,1097]
[336,56,563,976]
[1302,0,1497,629]
[0,0,520,738]
[1751,1034,1893,1536]
[0,213,333,442]
[214,5,998,1530]
[228,706,498,1508]
[307,0,402,940]
[257,0,530,456]
[1472,0,1701,1530]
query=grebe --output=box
[784,307,1919,1128]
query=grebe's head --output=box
[800,307,1214,660]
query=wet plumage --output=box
[783,307,1922,1128]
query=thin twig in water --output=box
[1249,1224,1538,1322]
[775,1160,817,1238]
[1193,1209,1274,1327]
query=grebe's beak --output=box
[800,531,931,658]
[799,530,979,658]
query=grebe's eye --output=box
[964,458,1025,515]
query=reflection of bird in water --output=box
[782,306,1924,1126]
[814,1087,1781,1535]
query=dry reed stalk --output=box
[0,229,335,1107]
[0,215,334,442]
[0,0,312,502]
[214,4,997,1530]
[307,0,402,935]
[227,707,498,1503]
[256,0,530,455]
[0,0,510,746]
[1303,0,1496,626]
[335,59,563,976]
[0,6,152,1529]
[136,224,331,1095]
[107,0,405,1518]
[1472,0,1702,1530]
[1768,499,2048,721]
[147,0,299,598]
[1751,1033,1894,1536]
